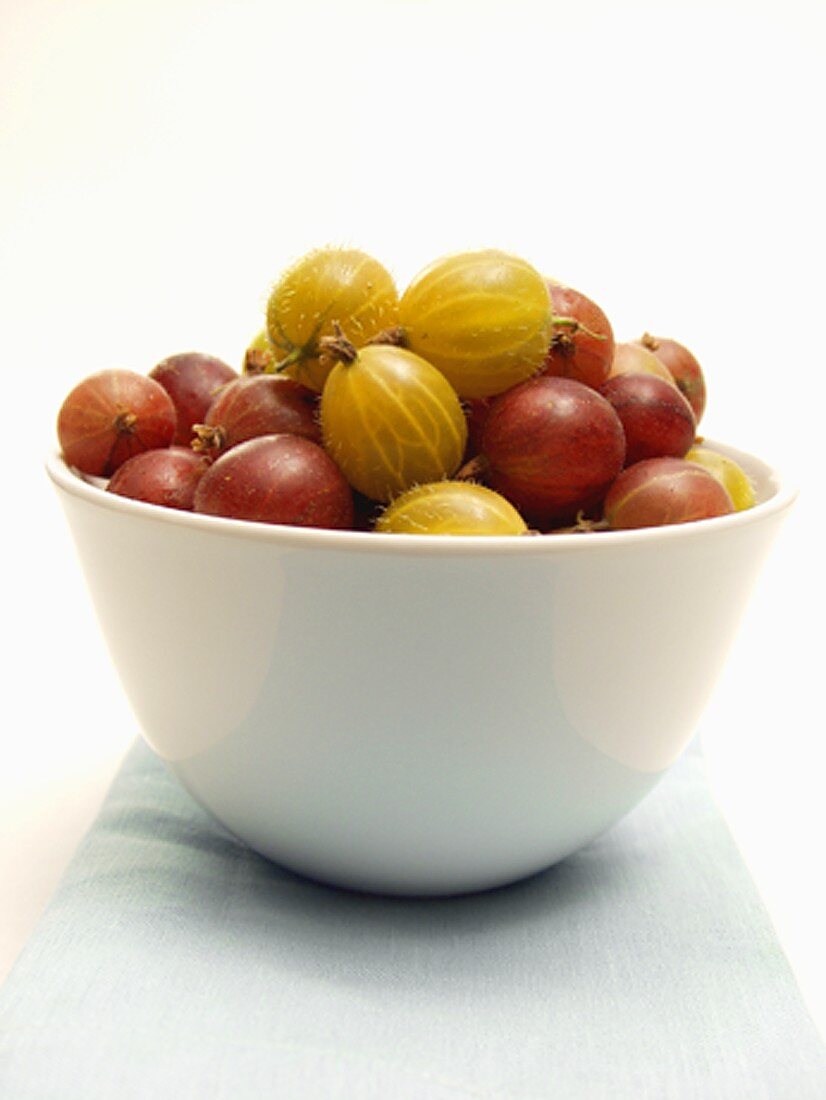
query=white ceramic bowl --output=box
[48,442,795,896]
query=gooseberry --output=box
[320,332,467,502]
[376,481,528,536]
[481,375,626,526]
[398,249,553,398]
[193,435,353,528]
[543,281,614,389]
[600,372,696,466]
[57,369,177,476]
[192,374,320,457]
[265,247,399,392]
[604,457,734,529]
[107,447,209,511]
[149,352,237,444]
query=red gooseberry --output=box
[543,281,615,390]
[57,369,177,477]
[604,456,734,529]
[481,375,626,526]
[149,352,238,445]
[193,434,354,529]
[192,374,321,457]
[107,447,210,510]
[600,372,697,466]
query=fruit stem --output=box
[551,314,607,343]
[365,325,407,348]
[244,347,273,374]
[549,512,609,534]
[318,321,358,364]
[640,332,660,351]
[454,454,490,483]
[114,409,137,434]
[191,424,226,456]
[270,346,304,374]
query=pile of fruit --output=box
[55,247,756,535]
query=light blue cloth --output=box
[1,738,823,1099]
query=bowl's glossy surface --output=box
[47,443,795,896]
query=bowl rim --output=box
[46,441,798,558]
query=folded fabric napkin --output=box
[1,737,823,1099]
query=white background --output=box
[1,0,824,1038]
